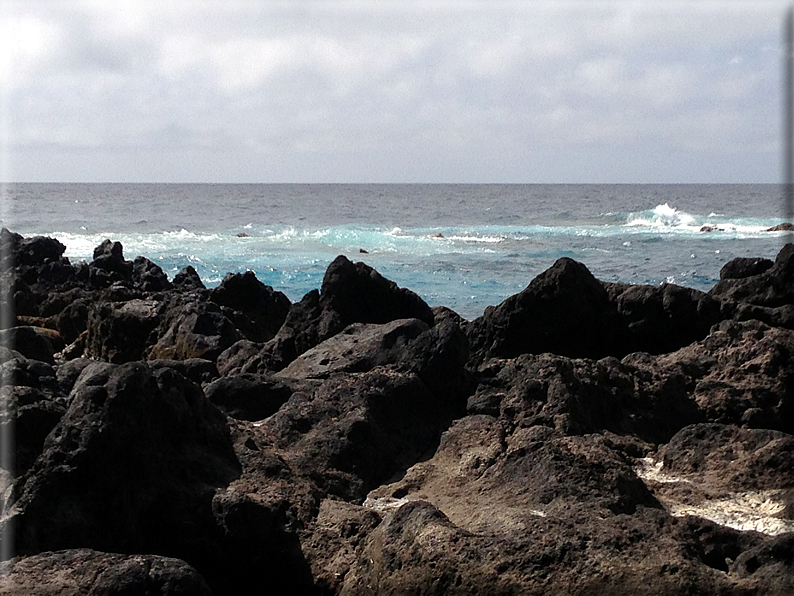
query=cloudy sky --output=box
[0,1,790,183]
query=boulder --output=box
[0,549,212,595]
[84,299,162,363]
[274,318,431,380]
[0,362,253,594]
[302,499,382,594]
[264,368,454,502]
[254,256,436,372]
[56,298,90,345]
[172,265,205,291]
[209,271,291,342]
[766,222,794,232]
[147,358,219,386]
[147,300,240,362]
[710,243,794,307]
[0,327,64,364]
[339,501,737,595]
[607,282,722,355]
[131,256,170,292]
[203,373,292,421]
[89,239,133,288]
[0,384,67,476]
[320,255,434,329]
[732,533,794,594]
[11,234,66,268]
[467,257,615,362]
[216,339,263,376]
[720,257,774,280]
[467,257,723,364]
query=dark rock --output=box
[84,299,162,363]
[340,501,732,595]
[321,255,434,329]
[216,339,263,376]
[732,533,794,594]
[658,423,794,491]
[264,369,453,502]
[208,485,318,594]
[274,318,431,380]
[0,549,213,595]
[367,417,659,526]
[720,257,774,280]
[0,228,22,271]
[680,319,794,433]
[147,300,240,362]
[467,257,721,364]
[471,352,700,445]
[0,327,64,364]
[467,257,614,362]
[209,271,291,342]
[55,298,90,346]
[302,499,382,594]
[88,239,133,288]
[766,222,794,232]
[255,289,324,372]
[0,362,277,595]
[13,235,66,268]
[203,373,292,421]
[132,256,170,292]
[0,385,67,475]
[172,265,205,291]
[608,282,723,355]
[0,355,57,391]
[55,357,94,394]
[710,243,794,307]
[37,258,76,285]
[252,256,435,373]
[148,358,219,386]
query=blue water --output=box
[3,183,789,320]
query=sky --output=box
[0,0,791,184]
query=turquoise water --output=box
[3,183,788,319]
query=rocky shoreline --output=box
[0,227,792,594]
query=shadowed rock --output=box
[0,549,213,595]
[253,255,436,372]
[209,270,291,342]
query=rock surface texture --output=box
[1,228,793,595]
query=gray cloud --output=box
[2,1,789,182]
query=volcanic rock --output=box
[147,299,240,362]
[0,549,213,595]
[253,256,436,372]
[203,373,292,421]
[172,265,205,291]
[131,256,170,292]
[209,270,290,342]
[720,257,774,280]
[89,239,133,288]
[84,299,161,363]
[0,327,64,365]
[467,257,722,364]
[710,243,794,307]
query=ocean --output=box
[2,183,789,320]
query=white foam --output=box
[636,458,793,536]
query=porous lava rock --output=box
[209,270,291,342]
[466,257,722,365]
[0,549,213,595]
[251,255,436,372]
[2,230,794,594]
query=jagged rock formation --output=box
[0,228,793,595]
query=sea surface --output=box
[2,183,790,320]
